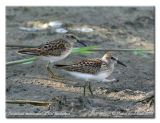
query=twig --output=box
[6,99,51,106]
[6,44,37,48]
[88,48,153,51]
[137,91,154,103]
[6,57,38,66]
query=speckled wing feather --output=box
[38,39,71,56]
[18,39,71,56]
[55,58,103,74]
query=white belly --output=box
[39,50,72,63]
[68,63,115,82]
[69,72,96,81]
[68,70,114,81]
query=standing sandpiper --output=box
[18,34,86,77]
[54,52,127,96]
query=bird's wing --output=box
[38,39,70,56]
[18,39,70,56]
[55,58,102,74]
[18,48,44,55]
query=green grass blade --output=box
[133,48,149,58]
[72,46,98,54]
[6,57,38,66]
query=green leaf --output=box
[133,48,148,58]
[7,57,38,66]
[72,46,98,55]
[22,61,34,64]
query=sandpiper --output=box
[18,34,86,77]
[54,52,127,96]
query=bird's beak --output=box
[77,39,87,47]
[111,56,127,67]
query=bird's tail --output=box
[18,48,41,55]
[54,64,69,68]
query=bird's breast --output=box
[39,49,72,63]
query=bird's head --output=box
[101,52,112,63]
[63,33,86,46]
[102,51,127,67]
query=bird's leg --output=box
[83,81,94,96]
[46,61,55,78]
[83,83,87,97]
[88,81,93,96]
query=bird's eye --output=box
[65,34,76,39]
[71,35,75,38]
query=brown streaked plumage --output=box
[54,52,127,96]
[55,52,126,77]
[18,34,86,63]
[18,39,71,56]
[55,58,103,74]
